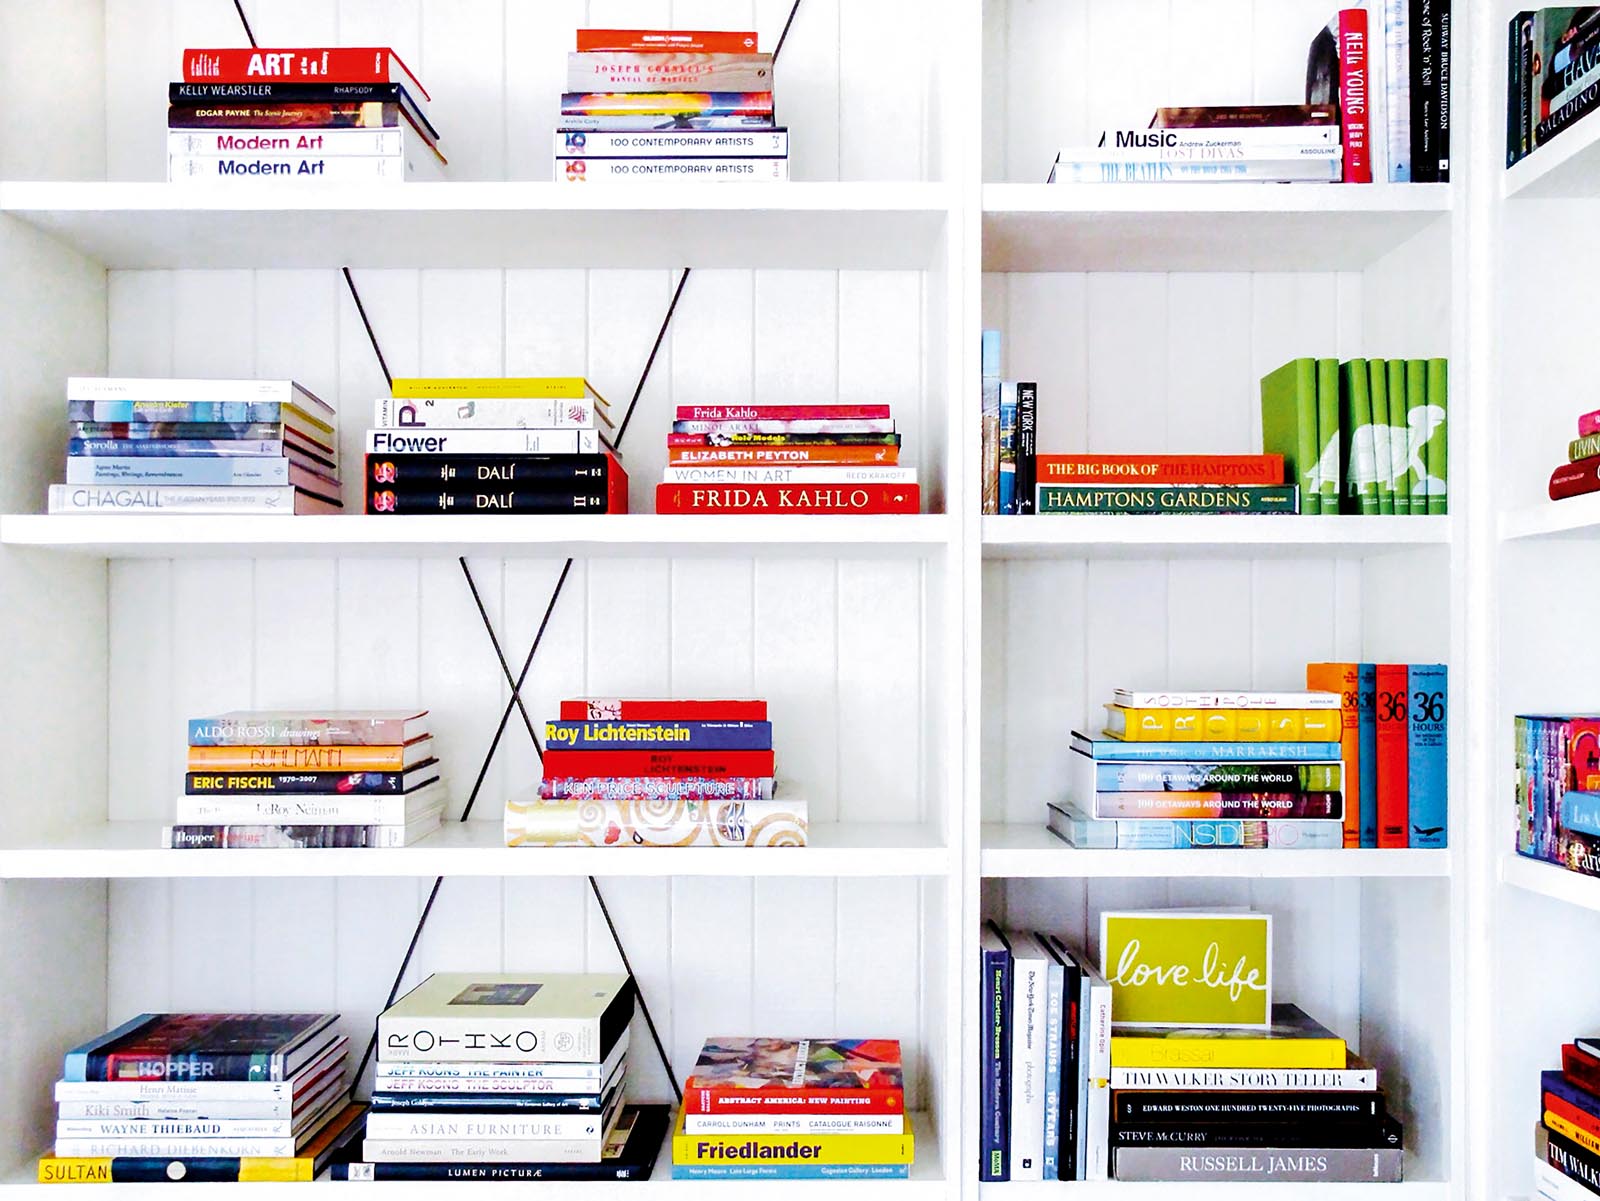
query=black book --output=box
[1113,1115,1401,1150]
[1114,1090,1383,1125]
[367,453,609,489]
[365,488,609,515]
[368,1087,617,1114]
[1545,1122,1600,1194]
[168,80,438,141]
[185,762,439,796]
[1016,383,1037,515]
[1410,0,1441,182]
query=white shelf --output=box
[0,821,950,880]
[981,825,1453,879]
[1501,852,1600,912]
[982,183,1452,272]
[1505,109,1600,199]
[981,1184,1449,1200]
[0,181,954,271]
[1500,495,1600,543]
[0,514,953,559]
[982,515,1450,560]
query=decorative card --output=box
[1099,910,1272,1029]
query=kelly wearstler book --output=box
[187,710,430,746]
[378,973,634,1064]
[64,1015,339,1083]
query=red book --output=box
[182,48,429,99]
[682,1038,905,1116]
[1551,459,1600,500]
[576,29,758,52]
[1567,1045,1600,1096]
[675,405,892,422]
[1036,454,1283,486]
[542,748,774,778]
[668,445,899,466]
[1580,409,1600,437]
[604,448,630,514]
[559,699,768,721]
[1548,1090,1600,1142]
[1334,10,1372,183]
[656,483,920,514]
[1374,665,1409,848]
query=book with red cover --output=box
[669,445,900,466]
[542,749,775,778]
[1567,1044,1600,1096]
[1374,664,1409,848]
[576,30,759,52]
[656,483,920,514]
[182,48,429,100]
[1551,459,1600,501]
[683,1038,904,1116]
[675,405,892,422]
[604,448,630,514]
[1580,409,1600,438]
[559,699,768,721]
[1309,11,1371,183]
[1037,455,1283,486]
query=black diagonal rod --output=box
[589,877,681,1100]
[342,267,393,389]
[614,267,691,448]
[349,876,444,1096]
[773,0,805,63]
[231,0,257,46]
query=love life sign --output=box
[1100,910,1272,1028]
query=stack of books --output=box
[1107,1006,1402,1182]
[366,378,627,515]
[333,973,671,1181]
[1052,671,1447,851]
[1262,357,1448,516]
[656,404,919,514]
[166,710,443,849]
[1508,9,1600,168]
[979,331,1037,514]
[39,1014,362,1184]
[49,377,341,516]
[169,47,443,182]
[1050,105,1347,184]
[1534,1039,1600,1198]
[557,29,785,182]
[672,1039,914,1180]
[504,698,807,847]
[1546,406,1600,501]
[1516,713,1600,876]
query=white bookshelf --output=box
[0,0,1536,1197]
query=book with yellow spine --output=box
[1110,1005,1345,1070]
[1103,705,1341,743]
[672,1107,914,1166]
[1546,1109,1600,1158]
[390,377,608,403]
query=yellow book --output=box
[390,377,606,403]
[1546,1110,1600,1158]
[1103,705,1341,743]
[671,1107,914,1166]
[1110,1004,1346,1070]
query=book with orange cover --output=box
[668,444,899,466]
[187,738,431,772]
[1306,663,1362,848]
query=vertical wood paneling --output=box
[1086,275,1168,451]
[586,878,675,1102]
[589,270,672,510]
[1166,561,1254,688]
[1166,275,1254,453]
[754,271,839,404]
[839,0,923,181]
[1084,0,1170,152]
[753,560,839,822]
[108,561,173,821]
[753,878,838,1032]
[419,0,506,181]
[669,878,753,1071]
[765,0,841,180]
[840,273,925,476]
[107,880,172,1017]
[107,275,174,375]
[504,0,588,181]
[837,878,922,1106]
[418,558,505,821]
[837,561,923,823]
[671,270,755,410]
[169,880,255,1010]
[1000,561,1085,826]
[334,877,423,1093]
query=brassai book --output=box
[683,1038,903,1114]
[64,1015,338,1083]
[378,973,634,1064]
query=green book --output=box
[1368,359,1394,515]
[1425,359,1448,515]
[1341,359,1377,515]
[1405,359,1428,516]
[1260,359,1320,516]
[1387,359,1411,515]
[1316,358,1341,513]
[1036,485,1299,514]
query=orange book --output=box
[186,740,428,771]
[576,29,758,52]
[667,445,900,466]
[1374,665,1409,848]
[1306,663,1360,848]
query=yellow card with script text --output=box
[1100,910,1272,1028]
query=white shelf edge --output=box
[983,180,1455,216]
[982,514,1450,558]
[1500,496,1600,543]
[1500,851,1600,912]
[1504,108,1600,199]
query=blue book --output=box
[67,399,309,424]
[1562,792,1600,839]
[999,381,1019,514]
[1037,934,1066,1181]
[64,456,291,486]
[674,1165,910,1180]
[1407,663,1448,847]
[982,330,1003,378]
[979,922,1012,1182]
[1357,664,1379,848]
[1070,732,1341,762]
[543,720,772,751]
[1545,1069,1600,1119]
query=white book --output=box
[174,780,446,826]
[556,129,789,158]
[377,972,632,1064]
[373,395,600,430]
[556,156,788,182]
[1049,157,1341,183]
[56,1137,301,1157]
[1537,1157,1591,1201]
[366,428,601,456]
[364,1109,613,1141]
[66,377,327,408]
[168,127,414,157]
[1058,145,1342,162]
[57,1074,349,1123]
[169,144,442,183]
[48,484,339,515]
[376,1033,628,1082]
[660,466,917,485]
[359,1135,608,1163]
[1004,930,1048,1182]
[681,1114,904,1134]
[1111,689,1343,710]
[1079,954,1112,1181]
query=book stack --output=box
[333,973,671,1181]
[1262,357,1448,516]
[1050,105,1347,184]
[671,1039,914,1180]
[1546,406,1600,501]
[366,378,627,515]
[39,1014,363,1184]
[1508,9,1600,168]
[165,710,443,849]
[1052,669,1447,851]
[169,47,443,182]
[655,403,920,514]
[49,378,341,516]
[1106,1006,1402,1182]
[504,698,807,847]
[557,29,785,182]
[1534,1039,1600,1199]
[1515,713,1600,877]
[980,331,1037,515]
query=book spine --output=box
[1016,382,1037,515]
[174,794,434,824]
[681,1115,905,1134]
[558,699,769,720]
[1580,407,1600,437]
[654,483,920,514]
[374,397,597,429]
[1340,360,1377,514]
[559,129,791,159]
[1107,1067,1378,1090]
[1306,663,1362,847]
[538,775,772,801]
[1549,1110,1600,1158]
[1357,664,1380,847]
[1083,972,1112,1181]
[1386,360,1411,512]
[566,52,773,93]
[47,485,327,516]
[1538,76,1600,145]
[1405,359,1429,511]
[1090,792,1342,821]
[1551,460,1600,501]
[560,157,789,182]
[504,797,804,849]
[72,421,290,440]
[1048,159,1341,182]
[676,404,887,421]
[668,432,900,447]
[366,488,608,515]
[170,80,410,102]
[1562,791,1600,837]
[1438,0,1452,179]
[378,1016,606,1066]
[998,382,1019,516]
[1037,456,1285,486]
[538,748,775,778]
[1546,1126,1600,1194]
[1426,357,1448,512]
[169,153,419,181]
[1051,809,1344,851]
[168,127,408,155]
[1100,126,1339,146]
[1114,1123,1394,1149]
[1035,485,1299,515]
[56,1098,298,1119]
[363,1113,611,1140]
[1151,105,1340,127]
[1367,361,1394,512]
[669,1131,915,1167]
[1107,1038,1346,1071]
[670,445,899,466]
[54,1080,299,1102]
[367,429,598,456]
[371,455,609,488]
[1113,1092,1382,1123]
[335,1161,656,1182]
[1407,664,1448,846]
[163,823,430,849]
[544,720,771,750]
[1008,949,1045,1180]
[1090,763,1340,791]
[672,419,894,436]
[374,1078,607,1094]
[39,1158,310,1184]
[1040,956,1064,1180]
[1112,1145,1401,1182]
[56,1119,298,1138]
[70,438,284,458]
[1339,10,1373,182]
[1058,962,1080,1180]
[1374,664,1410,847]
[1114,689,1342,709]
[558,113,776,132]
[182,48,422,93]
[1074,739,1342,761]
[361,1138,606,1164]
[576,30,760,52]
[187,745,412,770]
[1571,434,1600,461]
[1411,0,1438,181]
[187,717,415,746]
[682,1087,903,1116]
[1387,0,1412,180]
[369,1093,611,1113]
[980,937,1010,1181]
[55,1139,300,1158]
[1518,13,1536,161]
[671,1164,909,1180]
[66,400,293,423]
[561,91,773,117]
[661,466,916,485]
[168,101,405,129]
[1316,358,1341,510]
[1107,707,1340,742]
